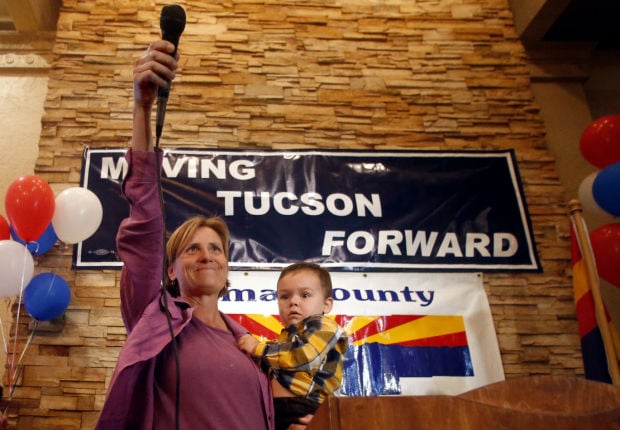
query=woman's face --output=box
[167,226,229,298]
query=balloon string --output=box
[5,321,38,406]
[0,299,10,356]
[0,299,11,410]
[15,321,37,372]
[0,298,11,410]
[7,248,29,405]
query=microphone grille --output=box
[160,4,186,37]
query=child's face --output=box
[276,269,333,326]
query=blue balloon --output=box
[593,161,620,217]
[24,273,71,321]
[11,223,58,256]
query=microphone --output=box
[156,4,186,145]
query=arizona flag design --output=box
[229,313,473,396]
[571,226,612,383]
[224,271,504,395]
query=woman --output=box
[95,39,275,429]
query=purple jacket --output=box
[96,150,274,429]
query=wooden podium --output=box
[307,376,620,429]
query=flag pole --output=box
[568,199,620,385]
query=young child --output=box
[238,262,349,430]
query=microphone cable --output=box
[155,147,181,430]
[155,6,186,429]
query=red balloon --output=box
[590,223,620,288]
[4,175,55,243]
[580,115,620,168]
[0,215,9,240]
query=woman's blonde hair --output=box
[164,215,231,297]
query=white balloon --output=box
[0,240,35,298]
[577,171,611,216]
[52,187,103,244]
[578,172,611,218]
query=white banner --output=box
[221,271,504,396]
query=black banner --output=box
[76,148,540,272]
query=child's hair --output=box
[278,262,333,298]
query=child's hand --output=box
[238,333,259,355]
[288,414,314,429]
